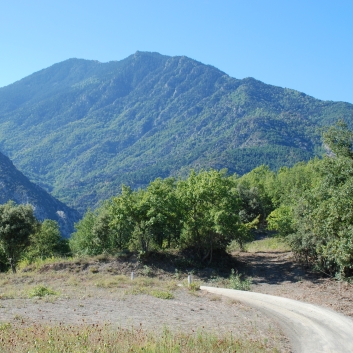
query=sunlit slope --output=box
[0,51,352,212]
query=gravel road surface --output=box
[201,286,353,353]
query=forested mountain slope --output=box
[0,51,352,212]
[0,151,80,237]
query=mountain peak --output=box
[0,52,352,213]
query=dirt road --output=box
[234,250,353,317]
[201,286,353,353]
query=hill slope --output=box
[0,51,352,212]
[0,151,80,237]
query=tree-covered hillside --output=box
[0,151,80,237]
[0,51,352,212]
[69,122,353,278]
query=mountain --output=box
[0,151,80,237]
[0,51,352,213]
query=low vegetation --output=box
[0,257,284,352]
[229,269,252,291]
[228,236,290,253]
[0,322,278,353]
[27,285,58,298]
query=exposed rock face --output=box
[0,152,80,237]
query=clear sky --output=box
[1,0,352,103]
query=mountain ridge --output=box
[0,51,352,212]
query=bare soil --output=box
[234,250,353,317]
[1,249,352,352]
[0,290,288,348]
[0,283,290,351]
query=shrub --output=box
[229,269,251,291]
[27,285,58,298]
[150,290,174,299]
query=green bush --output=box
[27,285,58,298]
[229,269,251,291]
[150,290,174,300]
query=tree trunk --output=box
[208,242,213,265]
[202,249,210,262]
[9,258,16,274]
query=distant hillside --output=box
[0,151,80,237]
[0,51,352,212]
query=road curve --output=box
[200,286,353,353]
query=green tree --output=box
[0,201,37,273]
[109,179,181,254]
[177,170,244,263]
[110,186,150,253]
[267,205,294,237]
[284,121,353,276]
[70,205,114,256]
[323,119,353,159]
[236,165,274,225]
[109,187,136,251]
[27,220,68,260]
[143,177,182,249]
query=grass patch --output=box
[150,290,174,299]
[125,286,149,295]
[122,276,178,298]
[0,323,11,330]
[229,269,251,291]
[246,237,290,253]
[27,285,58,298]
[209,294,222,301]
[17,256,74,272]
[0,323,278,353]
[0,268,180,301]
[188,281,201,292]
[228,237,290,253]
[94,278,122,288]
[142,265,154,277]
[0,292,15,300]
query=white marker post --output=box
[131,272,134,280]
[188,274,192,286]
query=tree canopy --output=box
[0,201,37,272]
[70,170,256,263]
[4,121,353,279]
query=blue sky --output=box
[1,0,352,103]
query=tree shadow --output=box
[233,252,324,285]
[142,249,240,279]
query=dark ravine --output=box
[0,51,352,212]
[0,151,80,237]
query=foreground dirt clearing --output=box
[1,248,352,352]
[0,288,290,352]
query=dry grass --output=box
[0,257,288,352]
[246,238,290,253]
[228,237,290,253]
[0,268,179,301]
[0,322,279,353]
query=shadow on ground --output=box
[233,251,323,285]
